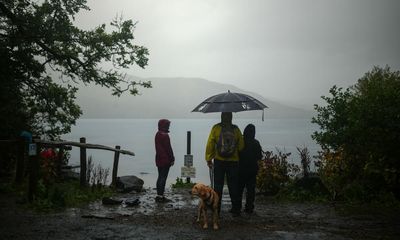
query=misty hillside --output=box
[76,76,313,119]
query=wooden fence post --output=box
[57,146,64,180]
[15,137,26,184]
[28,141,40,203]
[111,145,121,187]
[80,137,87,187]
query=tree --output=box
[312,66,400,199]
[0,0,150,139]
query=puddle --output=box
[78,186,238,219]
[79,187,200,218]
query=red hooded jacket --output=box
[155,119,175,167]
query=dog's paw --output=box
[213,225,219,230]
[202,224,208,229]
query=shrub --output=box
[32,179,113,211]
[30,155,112,211]
[312,66,400,201]
[297,146,311,178]
[314,149,349,200]
[272,147,330,202]
[86,156,110,188]
[256,149,300,195]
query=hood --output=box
[243,124,255,141]
[158,119,170,132]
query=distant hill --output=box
[76,76,313,119]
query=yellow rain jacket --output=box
[205,123,244,162]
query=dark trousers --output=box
[213,159,241,212]
[156,166,170,196]
[238,172,257,211]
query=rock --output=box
[116,175,144,193]
[102,197,123,205]
[124,198,140,207]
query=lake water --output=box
[63,118,320,187]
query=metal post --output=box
[186,131,191,183]
[187,131,191,155]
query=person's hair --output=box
[221,112,232,123]
[243,124,256,143]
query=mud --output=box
[1,187,399,240]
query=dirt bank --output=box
[1,187,399,240]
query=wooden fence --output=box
[0,137,135,202]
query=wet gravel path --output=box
[1,188,399,240]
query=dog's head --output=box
[190,183,210,199]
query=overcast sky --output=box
[75,0,400,109]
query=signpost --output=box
[181,131,196,180]
[28,143,37,156]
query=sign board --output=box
[28,143,37,156]
[181,166,196,178]
[184,154,193,167]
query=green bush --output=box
[312,66,400,201]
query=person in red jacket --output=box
[155,119,175,202]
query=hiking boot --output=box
[155,196,171,203]
[244,208,254,214]
[229,208,241,217]
[161,196,172,202]
[155,195,164,203]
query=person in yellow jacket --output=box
[206,112,244,216]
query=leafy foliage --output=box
[33,179,113,211]
[256,147,329,202]
[312,66,400,200]
[314,149,347,200]
[256,149,300,195]
[171,177,195,189]
[0,0,150,139]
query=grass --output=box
[171,177,195,189]
[0,178,114,212]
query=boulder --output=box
[116,175,144,193]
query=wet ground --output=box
[1,187,399,240]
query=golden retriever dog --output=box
[190,183,220,230]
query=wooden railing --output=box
[0,137,135,202]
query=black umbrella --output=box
[192,90,268,119]
[192,90,268,187]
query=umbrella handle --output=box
[262,109,264,121]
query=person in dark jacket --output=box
[238,124,262,213]
[155,119,175,202]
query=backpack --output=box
[216,125,237,158]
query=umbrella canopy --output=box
[192,90,268,113]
